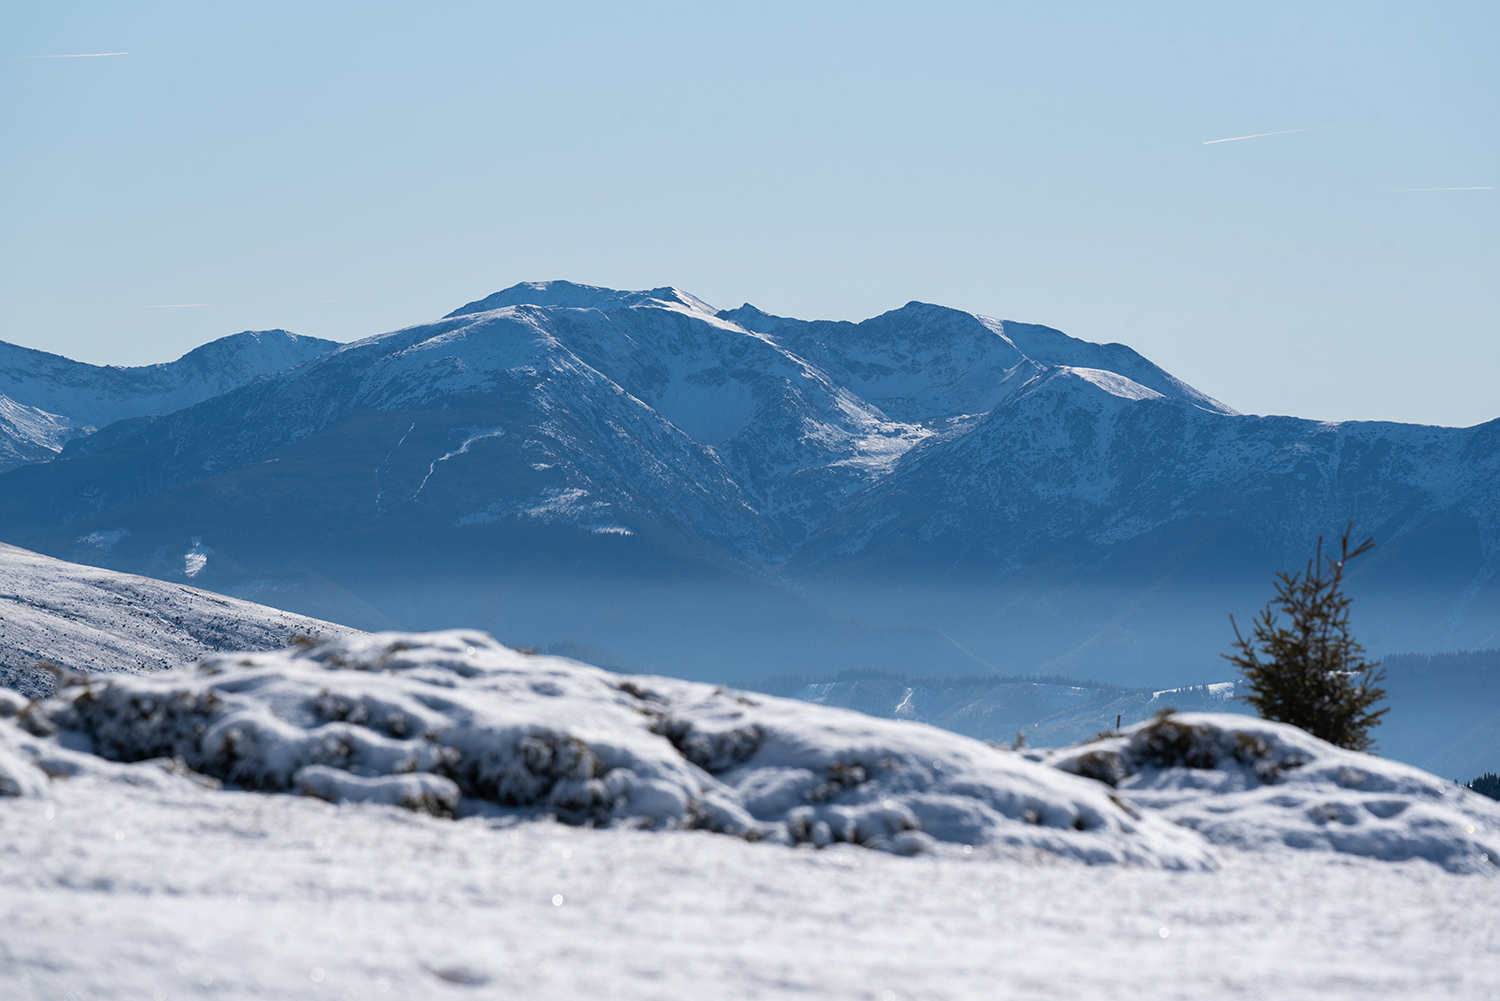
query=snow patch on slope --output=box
[1065,367,1167,403]
[984,317,1237,415]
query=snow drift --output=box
[1,630,1212,868]
[1041,710,1500,873]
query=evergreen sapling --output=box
[1226,523,1388,751]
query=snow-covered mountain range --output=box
[0,330,338,471]
[1,282,1496,682]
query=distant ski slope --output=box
[0,543,358,697]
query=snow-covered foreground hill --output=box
[0,543,358,698]
[2,630,1210,866]
[2,631,1498,999]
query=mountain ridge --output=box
[1,281,1495,682]
[0,329,341,471]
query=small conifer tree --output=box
[1226,522,1387,751]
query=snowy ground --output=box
[4,630,1499,999]
[4,774,1499,1001]
[0,543,356,698]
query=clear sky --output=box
[2,2,1495,426]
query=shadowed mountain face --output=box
[1,281,1496,684]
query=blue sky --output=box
[2,1,1495,425]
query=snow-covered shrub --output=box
[6,630,1211,867]
[649,710,765,774]
[0,739,47,797]
[0,689,27,717]
[1064,710,1304,787]
[294,765,460,817]
[1043,711,1500,872]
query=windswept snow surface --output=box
[0,543,358,698]
[1,787,1497,1001]
[2,635,1499,999]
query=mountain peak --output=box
[0,329,339,446]
[980,319,1237,416]
[716,303,790,334]
[169,329,332,369]
[445,281,716,319]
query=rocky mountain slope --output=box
[0,282,1495,682]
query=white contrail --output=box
[1203,124,1339,145]
[139,303,211,308]
[1388,186,1493,192]
[21,52,128,59]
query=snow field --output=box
[5,627,1500,998]
[2,772,1497,1001]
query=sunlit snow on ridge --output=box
[1064,367,1168,402]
